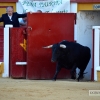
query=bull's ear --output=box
[60,44,66,48]
[42,45,53,48]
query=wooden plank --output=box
[10,28,27,78]
[27,13,75,79]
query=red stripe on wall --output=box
[0,0,99,3]
[91,29,94,81]
[71,0,100,3]
[0,6,13,8]
[0,0,18,2]
[0,28,4,62]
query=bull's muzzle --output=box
[51,59,54,62]
[51,59,56,62]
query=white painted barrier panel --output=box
[2,25,13,77]
[92,26,100,81]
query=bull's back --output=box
[60,40,91,66]
[77,46,91,69]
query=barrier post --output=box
[92,26,100,81]
[2,25,13,77]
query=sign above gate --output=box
[19,0,70,13]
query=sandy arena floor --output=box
[0,78,100,100]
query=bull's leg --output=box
[77,69,84,82]
[77,52,90,82]
[77,63,88,82]
[53,63,61,81]
[70,65,76,79]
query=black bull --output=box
[43,40,91,81]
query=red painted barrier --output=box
[10,28,27,78]
[26,13,75,79]
[91,29,94,81]
[0,28,4,62]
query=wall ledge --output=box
[92,26,100,29]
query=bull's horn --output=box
[60,44,66,48]
[43,45,53,48]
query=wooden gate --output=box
[26,13,75,79]
[10,28,27,78]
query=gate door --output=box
[27,13,75,79]
[10,28,27,78]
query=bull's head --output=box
[43,44,66,62]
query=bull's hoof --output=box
[52,78,56,81]
[77,77,83,82]
[78,76,84,81]
[77,78,80,82]
[71,76,76,80]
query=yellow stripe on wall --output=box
[0,62,4,77]
[0,3,16,11]
[78,3,100,12]
[97,71,100,82]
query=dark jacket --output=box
[0,12,27,27]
